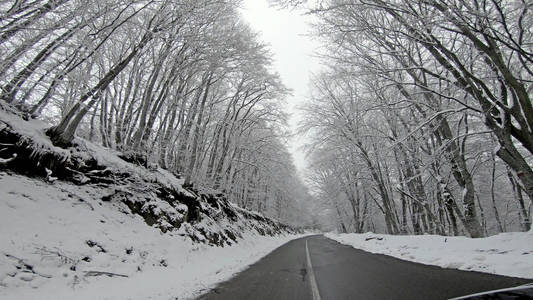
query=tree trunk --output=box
[47,30,153,146]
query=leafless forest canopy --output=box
[1,0,533,237]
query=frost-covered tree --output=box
[0,0,310,223]
[299,0,532,236]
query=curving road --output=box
[197,235,529,300]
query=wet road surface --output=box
[197,235,529,300]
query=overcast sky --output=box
[240,0,322,174]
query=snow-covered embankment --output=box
[0,108,305,299]
[326,232,533,279]
[0,174,304,299]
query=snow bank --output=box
[325,232,533,279]
[0,173,305,299]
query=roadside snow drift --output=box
[326,232,533,279]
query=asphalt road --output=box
[197,235,530,300]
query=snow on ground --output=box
[326,232,533,279]
[0,173,305,300]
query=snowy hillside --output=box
[326,232,533,279]
[0,172,304,299]
[0,108,304,299]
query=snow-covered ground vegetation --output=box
[326,232,533,279]
[0,107,304,299]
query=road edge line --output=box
[306,239,322,300]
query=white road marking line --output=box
[306,239,322,300]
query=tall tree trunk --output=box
[1,22,83,103]
[46,30,154,146]
[184,74,212,186]
[0,0,69,46]
[507,169,532,231]
[490,153,504,233]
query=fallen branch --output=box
[72,200,95,211]
[34,246,77,265]
[5,253,52,278]
[83,271,128,278]
[64,166,90,184]
[0,153,17,164]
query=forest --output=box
[0,0,310,226]
[2,0,533,238]
[2,1,533,298]
[295,0,533,237]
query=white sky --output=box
[240,0,322,174]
